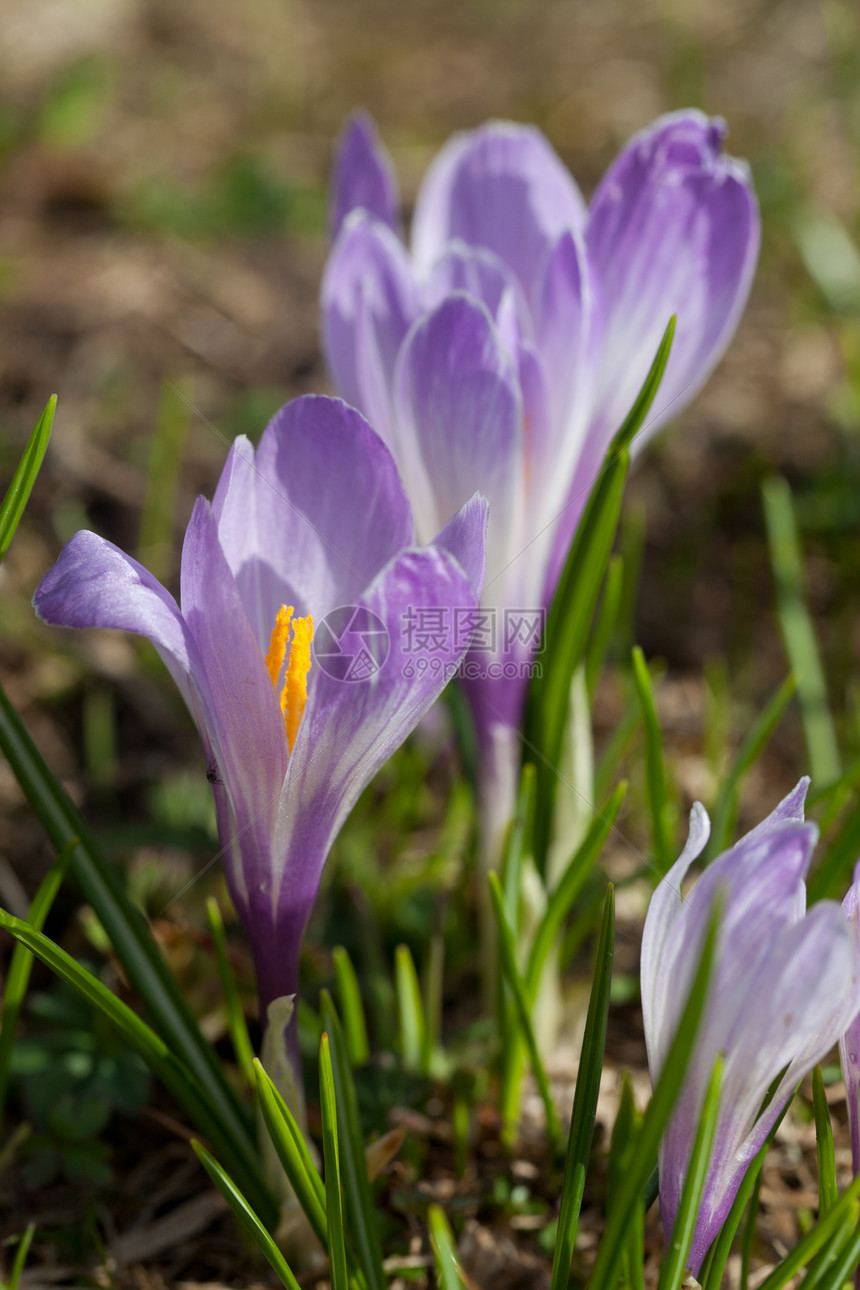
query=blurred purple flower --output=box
[642,779,860,1273]
[839,864,860,1177]
[33,395,487,1045]
[323,109,760,858]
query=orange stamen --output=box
[265,605,293,687]
[283,616,313,753]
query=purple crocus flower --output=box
[33,395,488,1048]
[322,109,760,859]
[839,864,860,1177]
[642,780,860,1273]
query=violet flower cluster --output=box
[33,396,487,1051]
[642,780,860,1273]
[323,110,760,852]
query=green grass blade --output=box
[754,1173,860,1290]
[522,298,676,870]
[702,1104,789,1290]
[813,1066,838,1215]
[631,646,673,875]
[740,1167,762,1290]
[395,943,426,1073]
[616,502,647,659]
[809,794,860,904]
[488,873,561,1151]
[763,476,840,787]
[320,1033,350,1290]
[550,884,614,1290]
[422,933,444,1073]
[608,1077,645,1290]
[594,690,641,801]
[6,1222,35,1290]
[656,1056,723,1290]
[808,754,860,822]
[606,316,676,455]
[706,675,797,860]
[794,208,860,315]
[526,782,626,1002]
[0,684,271,1222]
[428,1204,466,1290]
[319,992,387,1290]
[333,946,369,1067]
[525,448,629,866]
[811,1218,860,1290]
[793,1212,857,1290]
[0,906,258,1197]
[589,897,720,1290]
[503,762,536,926]
[608,1074,638,1193]
[585,553,624,699]
[498,763,536,1136]
[253,1058,328,1248]
[206,897,255,1086]
[191,1139,302,1290]
[0,394,55,560]
[0,840,74,1121]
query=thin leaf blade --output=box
[656,1056,723,1290]
[0,684,271,1222]
[191,1139,302,1290]
[488,872,561,1150]
[319,993,387,1290]
[253,1058,328,1248]
[589,896,720,1290]
[320,1033,350,1290]
[428,1204,466,1290]
[0,395,55,560]
[550,884,615,1290]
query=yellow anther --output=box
[265,605,293,687]
[265,605,313,753]
[283,616,313,753]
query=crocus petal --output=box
[212,395,414,649]
[180,497,289,910]
[744,775,809,836]
[329,110,400,241]
[432,491,489,600]
[643,780,860,1277]
[840,861,860,1175]
[665,821,818,1042]
[393,293,523,581]
[515,339,555,518]
[422,240,532,340]
[412,121,587,302]
[254,541,482,994]
[321,213,418,440]
[640,801,710,1078]
[681,901,857,1271]
[642,780,810,1060]
[321,212,419,446]
[32,529,201,714]
[586,109,760,454]
[533,228,602,490]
